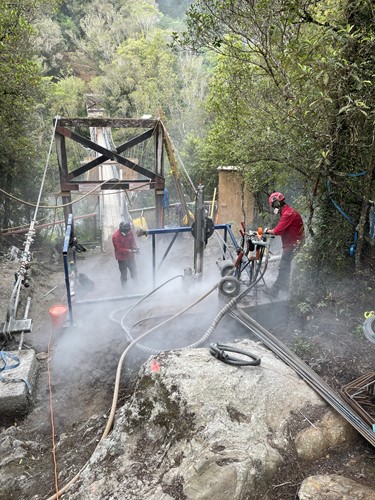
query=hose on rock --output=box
[209,343,261,366]
[46,279,218,500]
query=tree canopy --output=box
[0,0,58,229]
[176,0,375,273]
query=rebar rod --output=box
[230,307,375,447]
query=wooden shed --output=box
[216,166,255,236]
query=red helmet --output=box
[268,192,285,207]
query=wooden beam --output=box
[117,128,155,153]
[69,182,153,186]
[68,156,107,179]
[63,182,131,190]
[100,182,130,190]
[61,180,154,191]
[55,117,159,128]
[55,133,72,224]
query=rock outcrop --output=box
[65,339,365,499]
[299,474,375,499]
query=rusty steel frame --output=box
[54,116,165,228]
[340,372,375,427]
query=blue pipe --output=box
[63,214,74,325]
[147,224,234,284]
[144,224,228,235]
[326,179,355,226]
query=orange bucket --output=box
[49,305,68,329]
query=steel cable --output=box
[230,308,375,448]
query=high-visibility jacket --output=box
[112,229,137,261]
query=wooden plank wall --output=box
[216,166,254,236]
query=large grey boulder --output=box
[295,408,358,461]
[299,474,375,499]
[66,340,356,499]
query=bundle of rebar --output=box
[340,372,375,427]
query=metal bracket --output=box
[4,318,33,334]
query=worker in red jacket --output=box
[264,192,304,297]
[112,221,139,287]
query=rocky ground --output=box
[0,234,374,499]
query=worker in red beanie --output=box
[112,221,139,288]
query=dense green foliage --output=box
[0,0,209,236]
[158,0,194,18]
[177,0,375,273]
[0,0,58,230]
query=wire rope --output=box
[173,143,196,194]
[5,116,60,332]
[0,178,123,210]
[33,117,60,223]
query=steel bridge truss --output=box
[54,117,165,228]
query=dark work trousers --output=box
[272,250,294,293]
[118,258,137,286]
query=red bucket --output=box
[49,305,68,329]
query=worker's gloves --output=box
[264,228,269,234]
[132,248,140,253]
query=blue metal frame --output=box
[146,224,234,286]
[63,214,74,325]
[225,225,240,252]
[62,221,236,309]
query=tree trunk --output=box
[2,171,13,231]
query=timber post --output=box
[54,127,73,225]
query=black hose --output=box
[363,316,375,344]
[209,342,261,366]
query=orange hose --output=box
[47,326,59,499]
